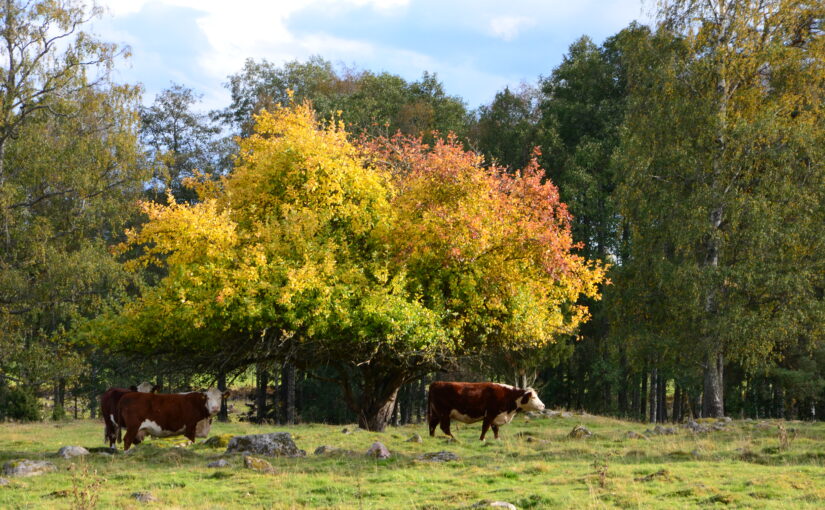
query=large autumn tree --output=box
[89,102,605,430]
[616,0,825,417]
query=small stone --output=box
[685,420,710,433]
[653,425,677,435]
[720,417,733,423]
[543,410,561,418]
[366,441,390,459]
[406,433,423,443]
[2,460,57,477]
[472,501,517,509]
[207,459,229,468]
[568,425,592,439]
[243,455,276,474]
[341,427,352,434]
[418,451,460,462]
[132,491,156,503]
[57,446,89,459]
[561,412,573,418]
[314,445,337,455]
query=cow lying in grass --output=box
[428,381,545,440]
[116,388,229,450]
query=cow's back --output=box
[118,392,202,431]
[429,381,493,419]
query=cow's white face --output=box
[136,381,154,393]
[203,388,224,415]
[518,389,545,412]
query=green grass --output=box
[2,415,825,508]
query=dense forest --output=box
[0,0,823,430]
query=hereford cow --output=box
[100,382,157,447]
[428,381,545,440]
[116,388,229,450]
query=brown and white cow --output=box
[116,388,229,450]
[100,382,157,447]
[428,381,545,440]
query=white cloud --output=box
[488,16,535,41]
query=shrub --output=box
[0,385,42,422]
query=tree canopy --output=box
[87,102,605,429]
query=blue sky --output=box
[93,0,651,111]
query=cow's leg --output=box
[123,426,137,451]
[184,422,197,443]
[428,413,440,437]
[439,417,455,439]
[491,424,500,440]
[480,418,492,441]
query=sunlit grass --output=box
[2,414,825,508]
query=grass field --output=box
[2,413,825,509]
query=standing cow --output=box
[100,382,157,447]
[116,388,229,450]
[428,381,545,440]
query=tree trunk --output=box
[617,349,628,417]
[640,370,648,421]
[357,386,401,432]
[415,377,427,423]
[256,364,269,423]
[673,383,682,423]
[702,350,724,417]
[282,362,296,424]
[217,371,228,422]
[649,368,658,423]
[658,375,667,423]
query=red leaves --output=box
[366,132,577,277]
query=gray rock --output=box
[711,422,727,431]
[684,420,710,433]
[207,459,229,468]
[720,416,733,423]
[2,460,57,477]
[418,451,460,462]
[472,501,517,509]
[569,424,592,439]
[341,427,353,434]
[561,412,573,418]
[406,433,423,443]
[132,492,156,503]
[0,477,9,486]
[57,446,89,459]
[543,410,561,418]
[226,432,306,457]
[314,445,338,455]
[654,425,677,435]
[366,441,390,459]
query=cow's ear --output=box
[521,394,531,405]
[222,390,231,399]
